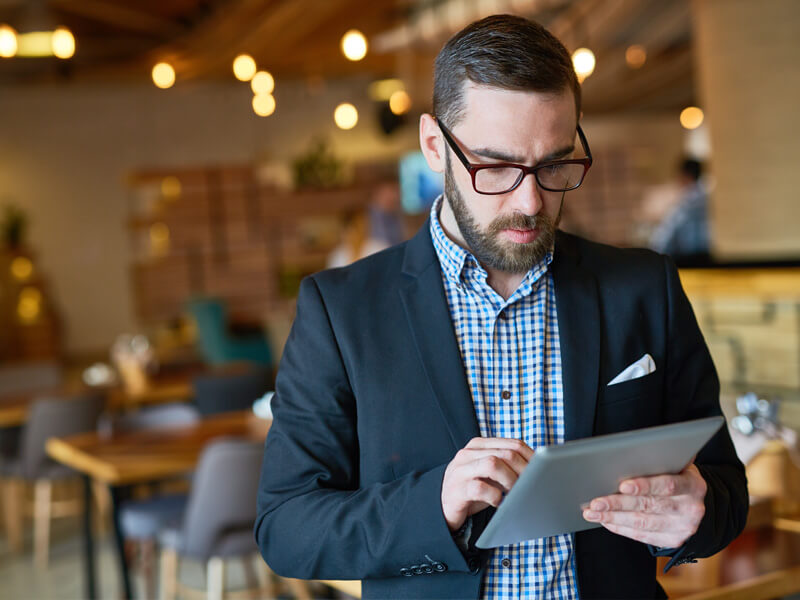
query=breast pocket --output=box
[597,371,662,434]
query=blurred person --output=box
[649,158,710,262]
[368,178,405,246]
[326,209,388,268]
[256,15,747,599]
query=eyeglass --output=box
[437,118,593,195]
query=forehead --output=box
[457,83,577,150]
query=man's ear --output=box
[419,113,445,174]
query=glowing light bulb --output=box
[625,45,646,69]
[0,24,17,58]
[10,257,33,281]
[161,176,181,200]
[334,103,358,129]
[251,71,274,95]
[152,62,175,89]
[680,107,704,130]
[252,93,276,117]
[51,27,75,59]
[233,54,256,81]
[572,48,596,83]
[341,30,367,61]
[389,90,411,115]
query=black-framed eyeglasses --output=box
[437,118,593,195]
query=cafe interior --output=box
[0,0,798,598]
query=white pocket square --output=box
[608,353,656,386]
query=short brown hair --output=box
[433,14,581,128]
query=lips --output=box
[503,228,539,244]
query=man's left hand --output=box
[582,463,707,549]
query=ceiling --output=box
[0,0,696,114]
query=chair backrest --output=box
[0,361,63,398]
[186,297,229,363]
[191,368,272,416]
[21,393,104,479]
[180,438,263,558]
[114,403,200,432]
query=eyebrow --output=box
[468,143,575,165]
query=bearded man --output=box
[255,14,747,600]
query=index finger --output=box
[619,473,690,497]
[465,437,534,460]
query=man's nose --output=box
[507,172,543,216]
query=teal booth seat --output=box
[186,297,273,367]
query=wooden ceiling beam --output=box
[51,0,187,38]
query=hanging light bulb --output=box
[51,26,74,59]
[152,62,175,89]
[680,107,704,130]
[251,71,274,95]
[0,24,17,58]
[572,48,595,83]
[334,103,358,129]
[341,30,367,61]
[252,93,276,117]
[233,54,257,81]
[389,90,411,115]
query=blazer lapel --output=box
[552,231,601,442]
[399,222,480,452]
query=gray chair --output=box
[0,361,63,461]
[0,392,103,567]
[116,403,201,599]
[158,438,310,600]
[191,367,272,417]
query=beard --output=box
[444,153,562,274]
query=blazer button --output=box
[400,568,412,577]
[433,561,447,572]
[412,565,424,575]
[468,557,481,574]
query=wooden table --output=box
[0,375,193,429]
[46,410,269,600]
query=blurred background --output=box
[0,0,799,599]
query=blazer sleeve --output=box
[656,256,749,570]
[254,276,470,580]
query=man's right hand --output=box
[441,437,533,532]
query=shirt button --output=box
[499,310,508,320]
[501,558,512,569]
[501,390,511,400]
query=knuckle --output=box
[664,478,677,496]
[633,516,648,531]
[467,479,486,498]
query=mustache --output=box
[487,212,553,235]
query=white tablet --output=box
[476,416,724,548]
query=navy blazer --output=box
[255,223,748,599]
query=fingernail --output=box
[591,500,608,511]
[583,511,600,521]
[620,482,635,494]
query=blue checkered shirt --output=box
[429,197,579,599]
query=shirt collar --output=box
[429,195,554,290]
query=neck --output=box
[439,196,527,301]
